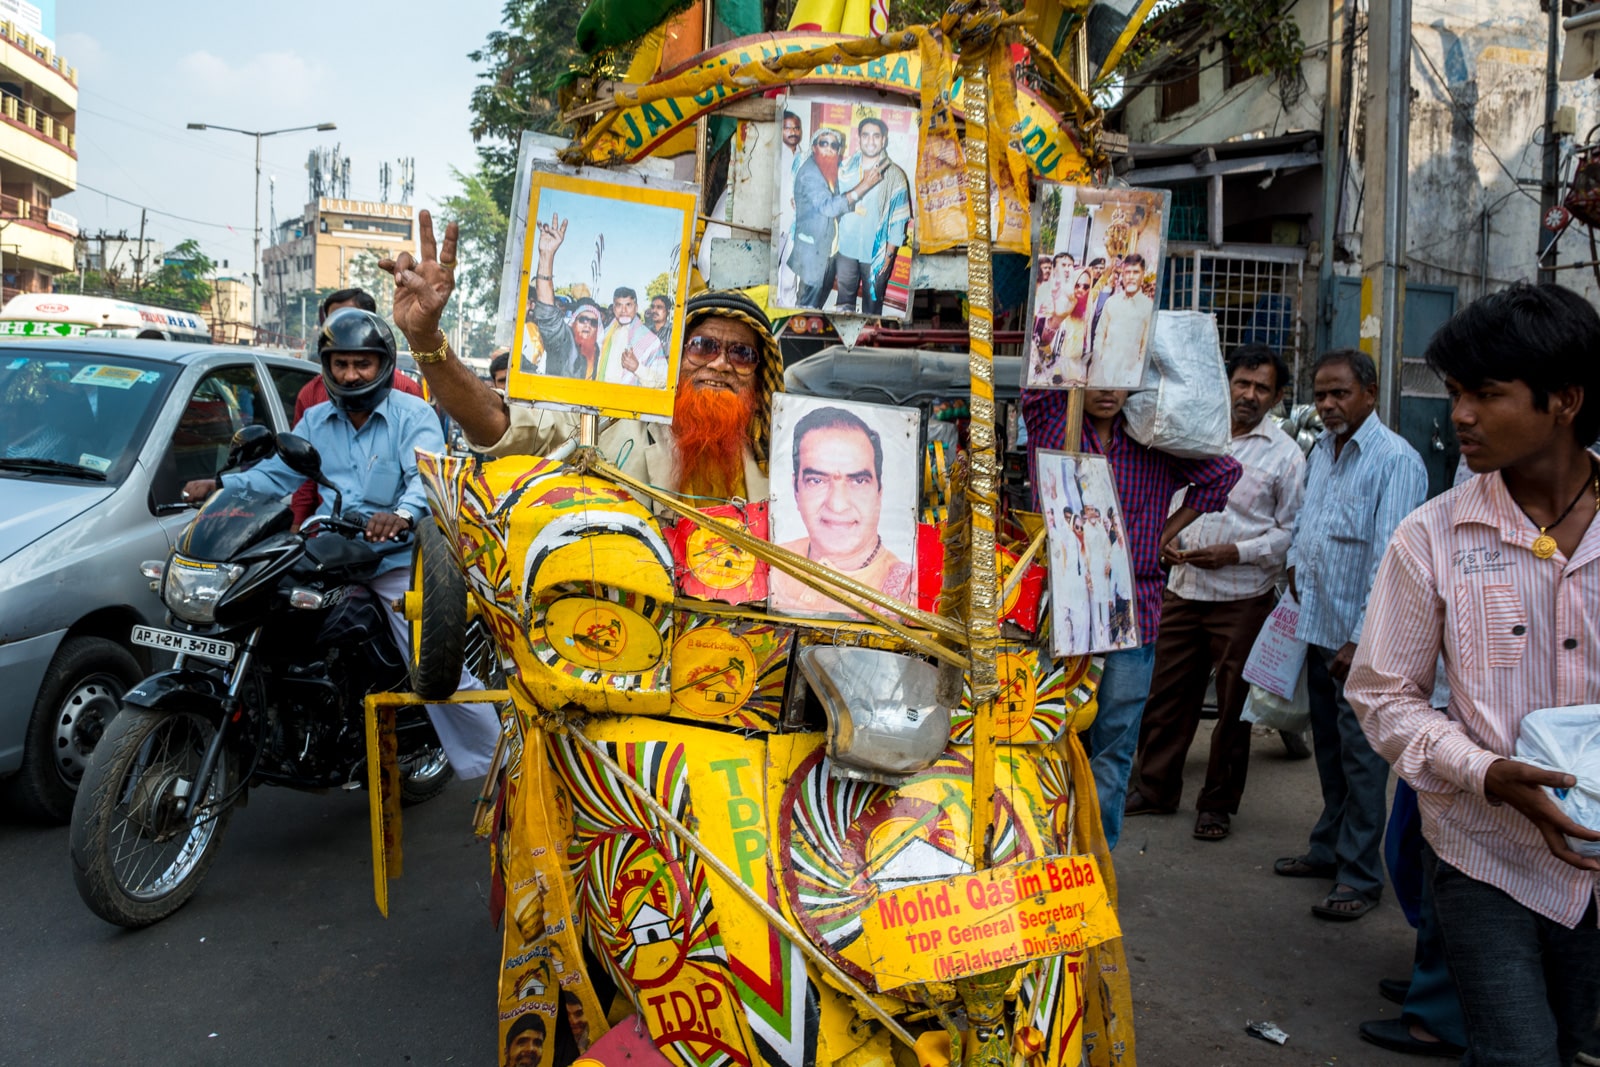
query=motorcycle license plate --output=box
[130,625,236,664]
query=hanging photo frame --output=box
[507,168,696,422]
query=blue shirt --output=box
[225,392,444,576]
[1287,413,1427,648]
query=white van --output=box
[0,293,212,344]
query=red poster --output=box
[666,502,770,605]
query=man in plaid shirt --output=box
[1024,388,1242,848]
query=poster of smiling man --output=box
[509,170,696,422]
[772,89,918,321]
[767,394,920,618]
[1023,183,1169,391]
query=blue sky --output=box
[535,187,684,303]
[58,1,490,277]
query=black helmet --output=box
[317,308,397,414]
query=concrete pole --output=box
[1538,0,1562,285]
[1316,0,1347,367]
[1360,0,1411,427]
[253,132,263,342]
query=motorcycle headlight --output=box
[798,647,951,783]
[163,556,246,624]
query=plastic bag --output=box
[1514,705,1600,858]
[1122,310,1230,458]
[1241,594,1306,700]
[1241,668,1310,734]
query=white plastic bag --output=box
[1122,310,1230,458]
[1242,594,1306,700]
[1514,705,1600,858]
[1241,668,1310,734]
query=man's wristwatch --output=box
[394,507,416,529]
[412,335,450,364]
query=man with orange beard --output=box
[382,212,780,504]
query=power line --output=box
[73,181,248,232]
[1412,39,1539,206]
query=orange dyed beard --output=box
[671,378,755,500]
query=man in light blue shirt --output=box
[1274,348,1427,921]
[183,309,499,777]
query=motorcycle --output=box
[69,426,455,928]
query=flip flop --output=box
[1273,855,1336,879]
[1192,811,1230,841]
[1312,887,1379,922]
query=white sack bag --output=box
[1122,310,1231,458]
[1515,705,1600,858]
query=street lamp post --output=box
[187,120,335,343]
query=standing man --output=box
[834,116,912,316]
[647,293,674,352]
[776,110,807,308]
[1275,348,1427,921]
[1089,254,1153,385]
[1348,283,1600,1063]
[788,126,882,310]
[1022,387,1242,848]
[596,286,666,388]
[1129,344,1306,841]
[524,213,604,380]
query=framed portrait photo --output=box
[1036,449,1141,657]
[767,394,920,618]
[771,89,919,322]
[1022,183,1171,391]
[508,170,696,422]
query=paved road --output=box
[0,778,501,1067]
[2,722,1444,1067]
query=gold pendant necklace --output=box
[1520,467,1599,560]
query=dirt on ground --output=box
[1114,721,1429,1067]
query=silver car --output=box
[0,340,320,820]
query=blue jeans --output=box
[1426,847,1600,1066]
[1086,643,1157,850]
[1305,643,1388,900]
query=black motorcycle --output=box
[69,427,457,928]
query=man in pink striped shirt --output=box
[1347,283,1600,1066]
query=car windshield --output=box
[0,353,178,484]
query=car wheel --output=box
[3,636,144,823]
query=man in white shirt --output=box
[1089,253,1154,386]
[1128,345,1305,840]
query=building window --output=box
[1226,42,1253,89]
[1166,180,1209,243]
[1160,53,1201,119]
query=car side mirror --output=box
[222,424,275,473]
[276,433,322,479]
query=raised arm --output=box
[379,209,509,446]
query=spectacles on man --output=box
[684,335,760,372]
[815,138,843,152]
[573,314,601,328]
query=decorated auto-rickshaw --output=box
[368,3,1164,1064]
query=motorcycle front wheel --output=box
[69,708,237,928]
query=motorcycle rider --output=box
[181,308,500,778]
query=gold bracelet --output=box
[412,334,450,364]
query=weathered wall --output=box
[1401,0,1600,306]
[1121,0,1329,146]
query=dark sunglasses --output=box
[573,314,601,327]
[685,334,760,370]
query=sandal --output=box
[1273,855,1336,879]
[1193,811,1230,841]
[1124,788,1175,817]
[1311,886,1379,922]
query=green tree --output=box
[437,163,508,321]
[347,248,396,321]
[646,271,671,299]
[469,0,586,209]
[138,239,216,312]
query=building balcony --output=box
[1,193,75,272]
[0,21,77,104]
[0,92,76,190]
